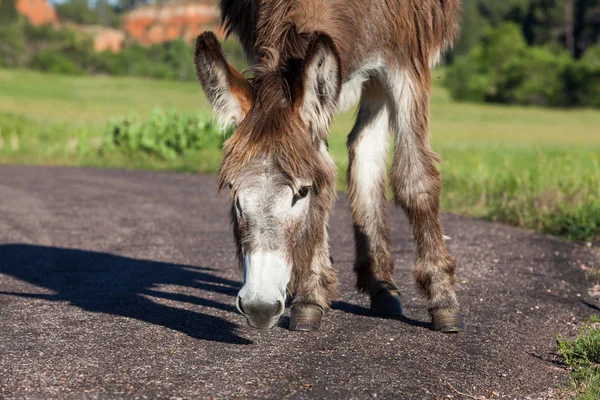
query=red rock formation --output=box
[15,0,58,26]
[122,2,223,45]
[3,0,220,53]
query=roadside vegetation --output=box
[1,68,599,243]
[558,315,600,399]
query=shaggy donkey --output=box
[194,0,463,332]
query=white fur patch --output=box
[388,70,428,195]
[352,105,390,211]
[238,251,291,307]
[338,58,385,112]
[209,67,246,132]
[429,48,442,68]
[300,47,341,138]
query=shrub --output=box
[28,50,84,75]
[445,23,600,108]
[445,23,529,104]
[104,109,228,160]
[513,46,571,106]
[444,48,490,102]
[562,45,600,108]
[557,316,600,399]
[0,0,19,25]
[0,15,248,81]
[0,17,26,68]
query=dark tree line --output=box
[49,1,599,60]
[455,0,600,58]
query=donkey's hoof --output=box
[370,287,403,317]
[431,309,464,333]
[290,304,323,331]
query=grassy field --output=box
[1,68,599,242]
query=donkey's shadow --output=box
[332,301,431,329]
[0,244,251,345]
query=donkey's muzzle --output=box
[237,297,284,330]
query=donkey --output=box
[193,0,463,333]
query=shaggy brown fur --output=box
[196,0,462,322]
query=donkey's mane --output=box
[217,68,334,193]
[216,0,461,194]
[217,18,334,193]
[220,0,462,73]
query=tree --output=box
[453,0,490,57]
[55,0,101,25]
[0,0,19,24]
[574,0,600,57]
[451,0,599,60]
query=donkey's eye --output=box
[235,197,243,214]
[292,186,310,206]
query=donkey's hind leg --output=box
[347,78,402,317]
[387,68,462,332]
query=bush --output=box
[445,23,600,108]
[0,17,26,68]
[445,23,529,104]
[513,46,571,106]
[557,316,600,399]
[562,45,600,108]
[444,48,490,102]
[0,16,246,81]
[104,109,229,160]
[29,50,85,75]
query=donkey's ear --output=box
[194,32,253,129]
[298,33,342,136]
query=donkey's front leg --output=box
[388,68,463,333]
[289,226,337,331]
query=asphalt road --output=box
[0,165,598,399]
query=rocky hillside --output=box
[122,2,222,45]
[3,0,222,53]
[8,0,58,25]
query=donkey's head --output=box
[194,32,340,329]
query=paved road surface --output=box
[0,166,598,399]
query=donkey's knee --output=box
[390,148,442,213]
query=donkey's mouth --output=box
[244,315,280,330]
[237,296,285,330]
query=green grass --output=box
[1,68,599,242]
[558,315,600,399]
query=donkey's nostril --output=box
[238,299,283,318]
[274,300,284,317]
[236,296,247,315]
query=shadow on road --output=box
[581,300,600,312]
[0,244,252,345]
[332,301,431,329]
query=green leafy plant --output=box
[558,316,600,399]
[103,109,229,160]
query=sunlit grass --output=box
[1,68,599,241]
